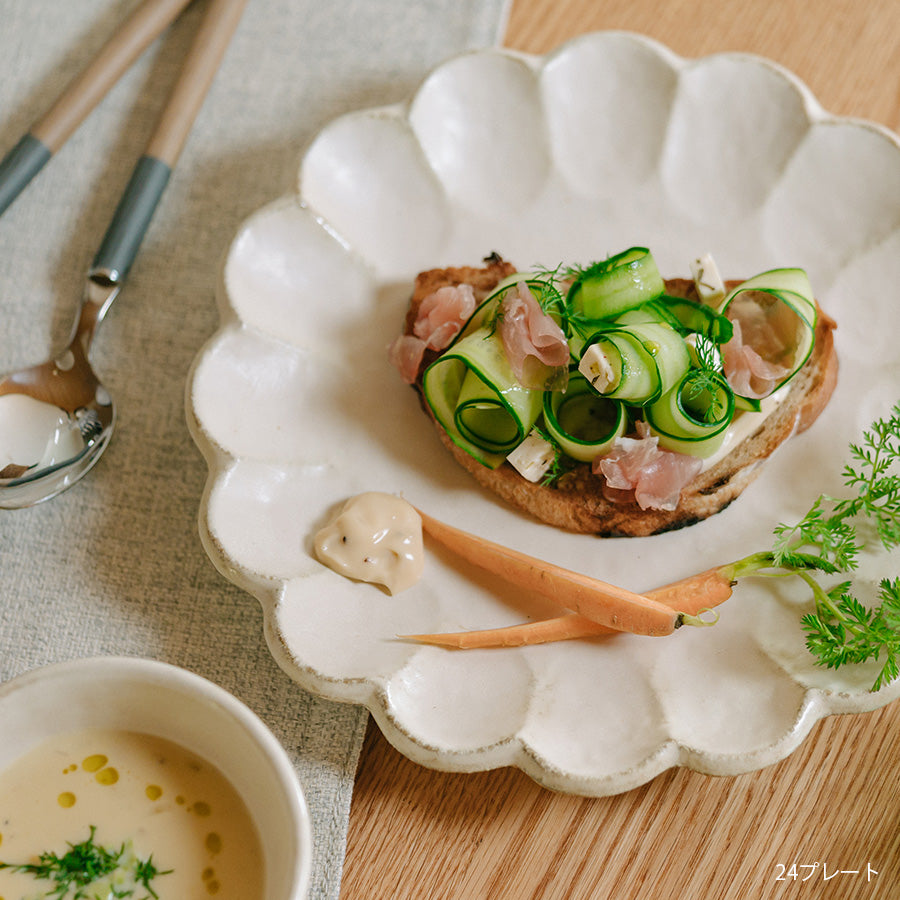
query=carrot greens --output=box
[706,402,900,691]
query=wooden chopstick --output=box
[145,0,247,167]
[31,0,196,153]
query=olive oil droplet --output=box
[57,791,76,808]
[82,754,108,773]
[146,784,163,801]
[205,832,222,854]
[95,767,119,785]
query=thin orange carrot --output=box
[403,564,737,648]
[414,509,713,638]
[404,615,597,649]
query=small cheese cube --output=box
[578,344,617,393]
[507,431,555,483]
[690,252,726,306]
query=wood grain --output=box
[502,0,900,131]
[341,2,900,897]
[344,709,900,899]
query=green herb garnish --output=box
[560,257,613,285]
[0,826,171,899]
[530,425,575,487]
[724,402,900,690]
[681,334,729,423]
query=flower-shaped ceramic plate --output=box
[187,32,900,795]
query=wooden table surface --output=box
[340,2,900,898]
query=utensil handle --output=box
[32,0,196,153]
[0,0,193,218]
[145,0,247,167]
[0,135,52,217]
[90,0,246,283]
[89,155,171,284]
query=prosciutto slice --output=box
[389,283,477,384]
[722,299,793,399]
[413,284,477,349]
[498,282,569,389]
[594,422,703,511]
[388,334,427,385]
[722,319,791,399]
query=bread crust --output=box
[406,262,838,536]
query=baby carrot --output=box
[414,509,706,637]
[403,564,736,649]
[404,615,597,649]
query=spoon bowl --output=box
[0,278,118,508]
[0,412,114,508]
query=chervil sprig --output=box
[799,577,900,691]
[834,405,900,548]
[0,826,171,900]
[770,495,861,574]
[730,402,900,691]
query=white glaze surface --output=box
[187,32,900,795]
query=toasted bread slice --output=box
[405,261,838,536]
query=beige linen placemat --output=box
[0,1,510,896]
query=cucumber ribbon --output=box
[419,250,816,469]
[716,267,817,411]
[542,371,627,462]
[423,327,544,468]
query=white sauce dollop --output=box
[314,492,424,594]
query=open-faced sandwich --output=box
[388,247,837,536]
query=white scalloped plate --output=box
[187,32,900,795]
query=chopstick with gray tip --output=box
[89,0,247,285]
[0,0,195,218]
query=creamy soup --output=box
[0,729,264,899]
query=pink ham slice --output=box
[722,319,791,400]
[497,282,569,389]
[594,422,702,511]
[413,284,477,349]
[388,284,478,384]
[722,297,793,399]
[388,334,427,385]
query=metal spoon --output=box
[0,277,118,507]
[0,0,246,509]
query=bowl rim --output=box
[0,654,313,899]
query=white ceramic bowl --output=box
[0,656,312,899]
